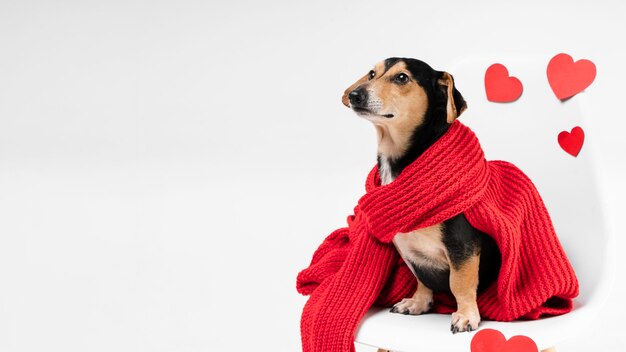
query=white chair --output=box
[354,55,613,352]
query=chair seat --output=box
[355,301,593,352]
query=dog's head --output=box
[342,57,467,129]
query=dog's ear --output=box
[437,72,467,123]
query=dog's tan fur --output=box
[393,225,448,273]
[449,254,481,331]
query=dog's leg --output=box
[390,278,433,315]
[376,349,390,352]
[449,254,480,333]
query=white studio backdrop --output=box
[0,1,625,351]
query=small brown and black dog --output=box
[342,58,501,334]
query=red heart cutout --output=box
[471,329,539,352]
[558,126,585,157]
[547,53,596,100]
[485,63,523,103]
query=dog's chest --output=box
[378,157,394,186]
[392,225,450,275]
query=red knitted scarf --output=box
[296,121,579,352]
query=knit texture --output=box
[296,121,579,352]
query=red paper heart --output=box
[558,126,585,157]
[547,53,596,100]
[471,329,539,352]
[485,63,523,103]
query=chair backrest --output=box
[450,55,608,304]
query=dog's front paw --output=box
[390,298,433,315]
[450,309,480,334]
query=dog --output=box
[342,58,501,334]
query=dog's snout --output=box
[349,88,368,107]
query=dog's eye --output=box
[368,70,376,80]
[394,73,409,84]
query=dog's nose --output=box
[349,88,367,107]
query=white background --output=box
[1,1,625,351]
